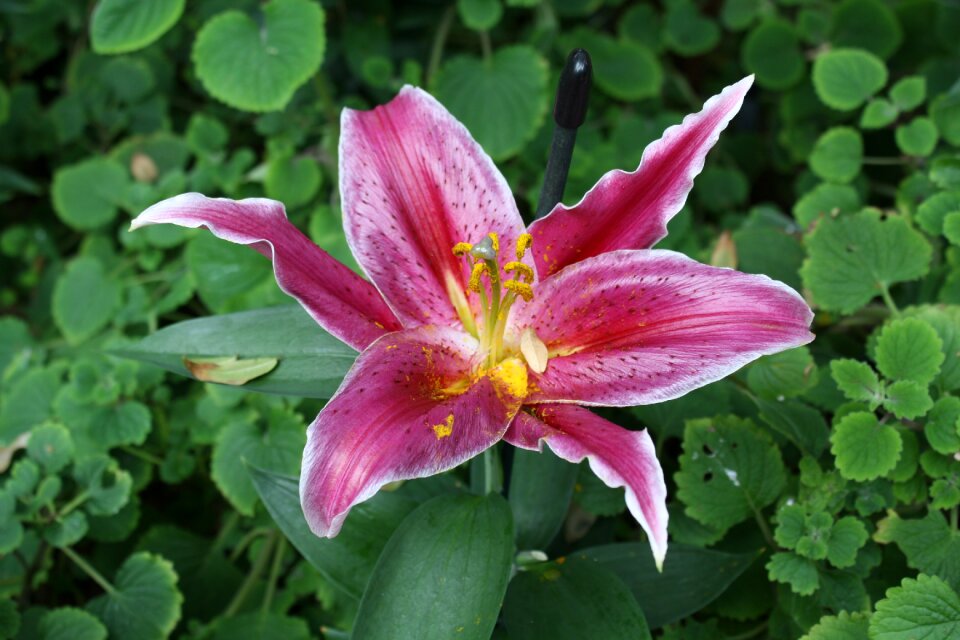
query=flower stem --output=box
[479,30,493,63]
[62,546,115,594]
[426,6,455,84]
[261,536,287,615]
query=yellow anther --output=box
[452,242,473,256]
[432,414,454,439]
[516,233,533,260]
[488,232,499,253]
[504,280,534,302]
[468,262,488,293]
[504,261,534,282]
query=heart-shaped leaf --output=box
[91,0,185,54]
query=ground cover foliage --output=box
[2,0,960,638]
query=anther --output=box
[468,262,488,292]
[516,233,533,260]
[470,236,497,261]
[488,232,499,253]
[504,280,534,302]
[452,242,473,256]
[504,261,534,282]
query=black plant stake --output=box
[535,48,593,220]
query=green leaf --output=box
[890,76,927,111]
[213,613,310,640]
[801,611,869,640]
[193,0,326,112]
[90,0,185,54]
[182,355,278,386]
[618,4,663,52]
[812,48,888,111]
[871,574,960,640]
[664,0,719,57]
[756,398,830,458]
[830,412,902,481]
[508,448,578,550]
[741,19,805,91]
[904,306,960,392]
[53,257,122,345]
[352,493,514,640]
[828,0,902,59]
[883,380,933,420]
[810,127,863,183]
[925,396,960,455]
[876,511,960,591]
[774,504,807,549]
[503,558,651,640]
[561,30,662,102]
[800,210,931,314]
[51,158,128,230]
[39,607,107,640]
[44,511,88,548]
[675,416,786,532]
[917,191,960,235]
[876,317,944,385]
[0,368,59,445]
[87,553,182,640]
[766,551,819,596]
[211,409,304,515]
[579,543,757,629]
[264,155,321,209]
[86,401,152,450]
[830,359,884,409]
[27,422,74,473]
[896,117,939,157]
[931,88,960,147]
[249,466,419,599]
[793,183,861,227]
[944,212,960,246]
[457,0,502,31]
[115,305,356,398]
[75,455,133,516]
[860,98,899,129]
[432,45,548,161]
[185,113,228,155]
[931,158,960,191]
[826,517,868,568]
[747,347,818,399]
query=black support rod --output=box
[534,48,593,220]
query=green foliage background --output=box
[2,0,960,638]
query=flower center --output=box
[451,232,535,368]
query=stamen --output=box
[504,280,533,302]
[504,261,534,282]
[468,262,488,292]
[488,232,499,253]
[520,327,549,374]
[470,236,497,261]
[452,242,473,256]
[515,233,533,259]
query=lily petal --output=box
[511,249,813,406]
[340,86,529,327]
[131,193,401,351]
[504,406,668,568]
[528,76,753,277]
[300,325,525,537]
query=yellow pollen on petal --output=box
[515,233,533,260]
[432,414,454,439]
[504,280,533,302]
[488,357,529,401]
[452,242,473,256]
[488,232,499,253]
[504,261,534,282]
[468,262,488,293]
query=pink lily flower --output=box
[131,75,813,568]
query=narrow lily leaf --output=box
[352,493,514,640]
[114,305,356,398]
[508,448,578,550]
[182,355,278,386]
[248,465,418,599]
[577,542,759,628]
[503,557,652,640]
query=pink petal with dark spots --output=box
[504,407,668,568]
[528,76,753,277]
[340,86,531,327]
[510,249,813,406]
[130,193,401,351]
[300,325,524,537]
